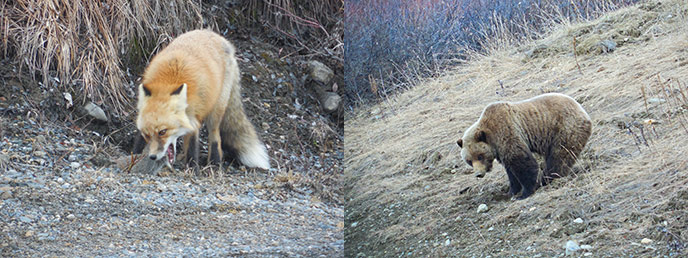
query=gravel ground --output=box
[0,111,343,257]
[0,39,344,256]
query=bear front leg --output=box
[505,169,522,197]
[503,152,539,200]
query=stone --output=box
[84,102,108,123]
[477,204,489,213]
[308,60,334,84]
[320,92,341,113]
[640,238,653,244]
[598,40,617,53]
[565,240,581,255]
[573,218,584,224]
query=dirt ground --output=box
[0,34,344,256]
[344,1,688,257]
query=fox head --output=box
[136,83,195,165]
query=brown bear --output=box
[456,93,592,200]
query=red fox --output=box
[136,30,270,169]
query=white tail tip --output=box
[240,142,270,169]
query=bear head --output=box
[456,123,495,178]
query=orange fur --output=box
[136,30,270,169]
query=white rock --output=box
[84,102,108,122]
[580,244,593,250]
[640,238,653,244]
[565,240,581,255]
[477,204,489,213]
[584,252,592,256]
[573,218,584,224]
[70,162,80,169]
[308,60,334,84]
[66,214,76,220]
[445,239,451,246]
[351,222,358,227]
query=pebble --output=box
[351,222,358,227]
[57,178,64,184]
[573,218,583,224]
[640,238,653,244]
[580,244,593,250]
[477,204,489,213]
[444,239,451,246]
[70,162,80,169]
[1,191,11,199]
[19,216,33,223]
[33,150,47,157]
[565,240,581,255]
[66,214,76,220]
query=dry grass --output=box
[0,0,203,116]
[345,0,688,256]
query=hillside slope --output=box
[344,0,688,256]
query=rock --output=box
[565,240,581,255]
[640,238,653,244]
[351,222,358,227]
[525,44,549,59]
[0,190,11,199]
[24,230,34,237]
[0,153,10,168]
[648,98,666,104]
[70,162,80,169]
[83,102,108,123]
[66,214,76,220]
[580,244,593,250]
[584,252,592,256]
[320,92,341,113]
[308,60,334,84]
[598,40,617,53]
[444,239,451,246]
[477,204,489,213]
[564,219,586,235]
[33,150,47,157]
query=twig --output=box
[572,36,583,75]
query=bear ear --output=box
[475,130,487,143]
[456,138,463,148]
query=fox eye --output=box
[477,155,484,161]
[158,129,167,136]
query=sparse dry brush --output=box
[344,0,640,103]
[345,0,688,256]
[0,0,343,118]
[0,0,203,116]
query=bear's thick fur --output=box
[457,93,592,199]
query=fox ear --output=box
[475,130,487,143]
[139,84,151,97]
[170,83,188,111]
[171,84,186,96]
[456,138,463,148]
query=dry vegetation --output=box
[0,0,342,117]
[345,0,688,256]
[0,0,204,115]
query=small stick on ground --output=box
[572,36,583,75]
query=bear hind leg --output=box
[544,143,584,185]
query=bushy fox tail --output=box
[219,74,270,170]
